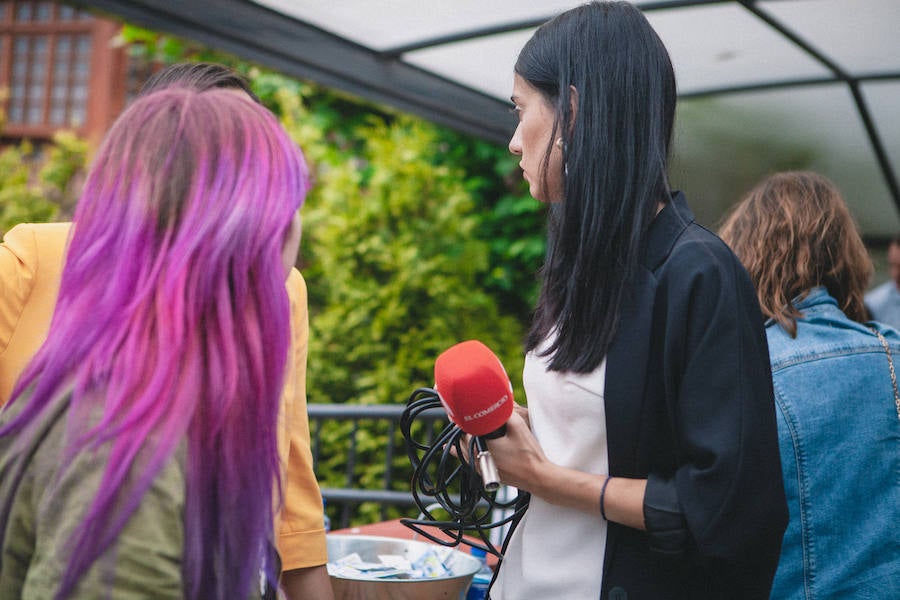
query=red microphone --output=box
[434,340,514,491]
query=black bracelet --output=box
[600,475,612,521]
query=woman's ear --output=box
[568,85,579,133]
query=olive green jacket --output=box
[0,390,184,599]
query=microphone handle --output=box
[480,424,507,439]
[474,436,501,492]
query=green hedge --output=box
[0,131,88,235]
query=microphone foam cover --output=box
[434,340,514,436]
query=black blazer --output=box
[600,193,788,599]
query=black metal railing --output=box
[307,403,447,530]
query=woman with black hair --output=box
[484,3,788,598]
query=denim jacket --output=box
[766,287,900,600]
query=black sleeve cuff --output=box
[643,472,690,555]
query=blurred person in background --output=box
[0,70,331,598]
[864,233,900,329]
[720,170,900,600]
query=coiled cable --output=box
[399,387,529,558]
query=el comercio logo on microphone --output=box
[463,395,509,422]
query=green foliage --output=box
[434,129,546,322]
[299,116,528,520]
[0,129,88,235]
[0,140,57,233]
[120,24,248,70]
[303,116,526,405]
[117,25,545,318]
[38,131,89,193]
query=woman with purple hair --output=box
[0,87,310,599]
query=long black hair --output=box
[520,1,676,373]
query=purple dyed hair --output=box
[2,88,310,599]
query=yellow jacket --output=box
[0,222,326,570]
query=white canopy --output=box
[85,0,900,237]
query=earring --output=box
[558,138,568,176]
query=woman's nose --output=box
[508,126,522,155]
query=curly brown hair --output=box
[719,171,872,338]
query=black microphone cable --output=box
[399,387,529,559]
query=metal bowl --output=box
[326,534,481,600]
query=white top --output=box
[492,345,609,600]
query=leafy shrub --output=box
[300,116,528,522]
[0,130,88,235]
[303,116,526,402]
